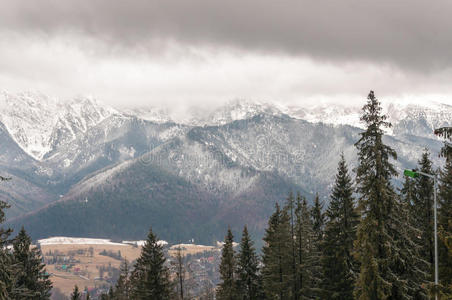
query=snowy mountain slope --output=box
[0,93,190,217]
[0,91,61,159]
[10,134,307,243]
[0,91,117,160]
[1,91,450,241]
[8,109,445,243]
[0,122,59,217]
[284,100,452,137]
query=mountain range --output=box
[0,91,450,243]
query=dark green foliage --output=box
[262,203,293,299]
[130,227,172,300]
[353,91,420,299]
[236,226,261,300]
[70,285,81,300]
[435,126,452,292]
[294,196,320,299]
[310,193,324,295]
[321,155,359,299]
[413,150,435,271]
[439,157,452,288]
[285,192,298,300]
[311,193,325,241]
[11,227,52,299]
[0,199,12,300]
[113,260,131,299]
[354,91,397,299]
[0,178,14,300]
[217,228,237,300]
[395,182,429,299]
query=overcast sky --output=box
[1,0,452,108]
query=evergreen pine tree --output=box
[130,227,172,300]
[434,127,452,294]
[294,196,317,299]
[71,285,81,300]
[441,220,452,298]
[321,154,359,299]
[236,225,261,300]
[311,193,325,241]
[438,148,452,288]
[0,178,14,300]
[0,204,11,300]
[11,227,52,299]
[284,191,298,300]
[310,193,324,296]
[398,177,429,299]
[413,150,435,271]
[217,228,237,300]
[262,203,293,299]
[353,91,419,299]
[114,259,131,299]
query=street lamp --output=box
[403,169,438,299]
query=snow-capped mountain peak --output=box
[0,91,117,160]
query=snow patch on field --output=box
[170,243,212,249]
[123,240,168,247]
[38,237,127,246]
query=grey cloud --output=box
[2,0,452,71]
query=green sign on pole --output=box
[404,169,419,178]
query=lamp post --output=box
[403,169,438,299]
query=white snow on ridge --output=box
[0,91,117,160]
[123,240,168,247]
[36,237,170,247]
[37,237,127,246]
[1,90,451,162]
[170,243,212,249]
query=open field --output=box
[169,243,216,256]
[38,239,218,297]
[40,243,142,296]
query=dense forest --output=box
[1,91,452,299]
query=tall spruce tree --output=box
[438,144,452,289]
[0,203,12,300]
[321,154,359,299]
[217,228,237,300]
[236,226,261,300]
[311,193,325,241]
[262,203,293,299]
[353,91,418,299]
[397,177,429,299]
[113,259,131,299]
[294,196,318,299]
[130,227,172,300]
[435,127,452,291]
[310,193,324,296]
[0,177,14,300]
[11,227,52,299]
[285,192,298,300]
[413,150,435,270]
